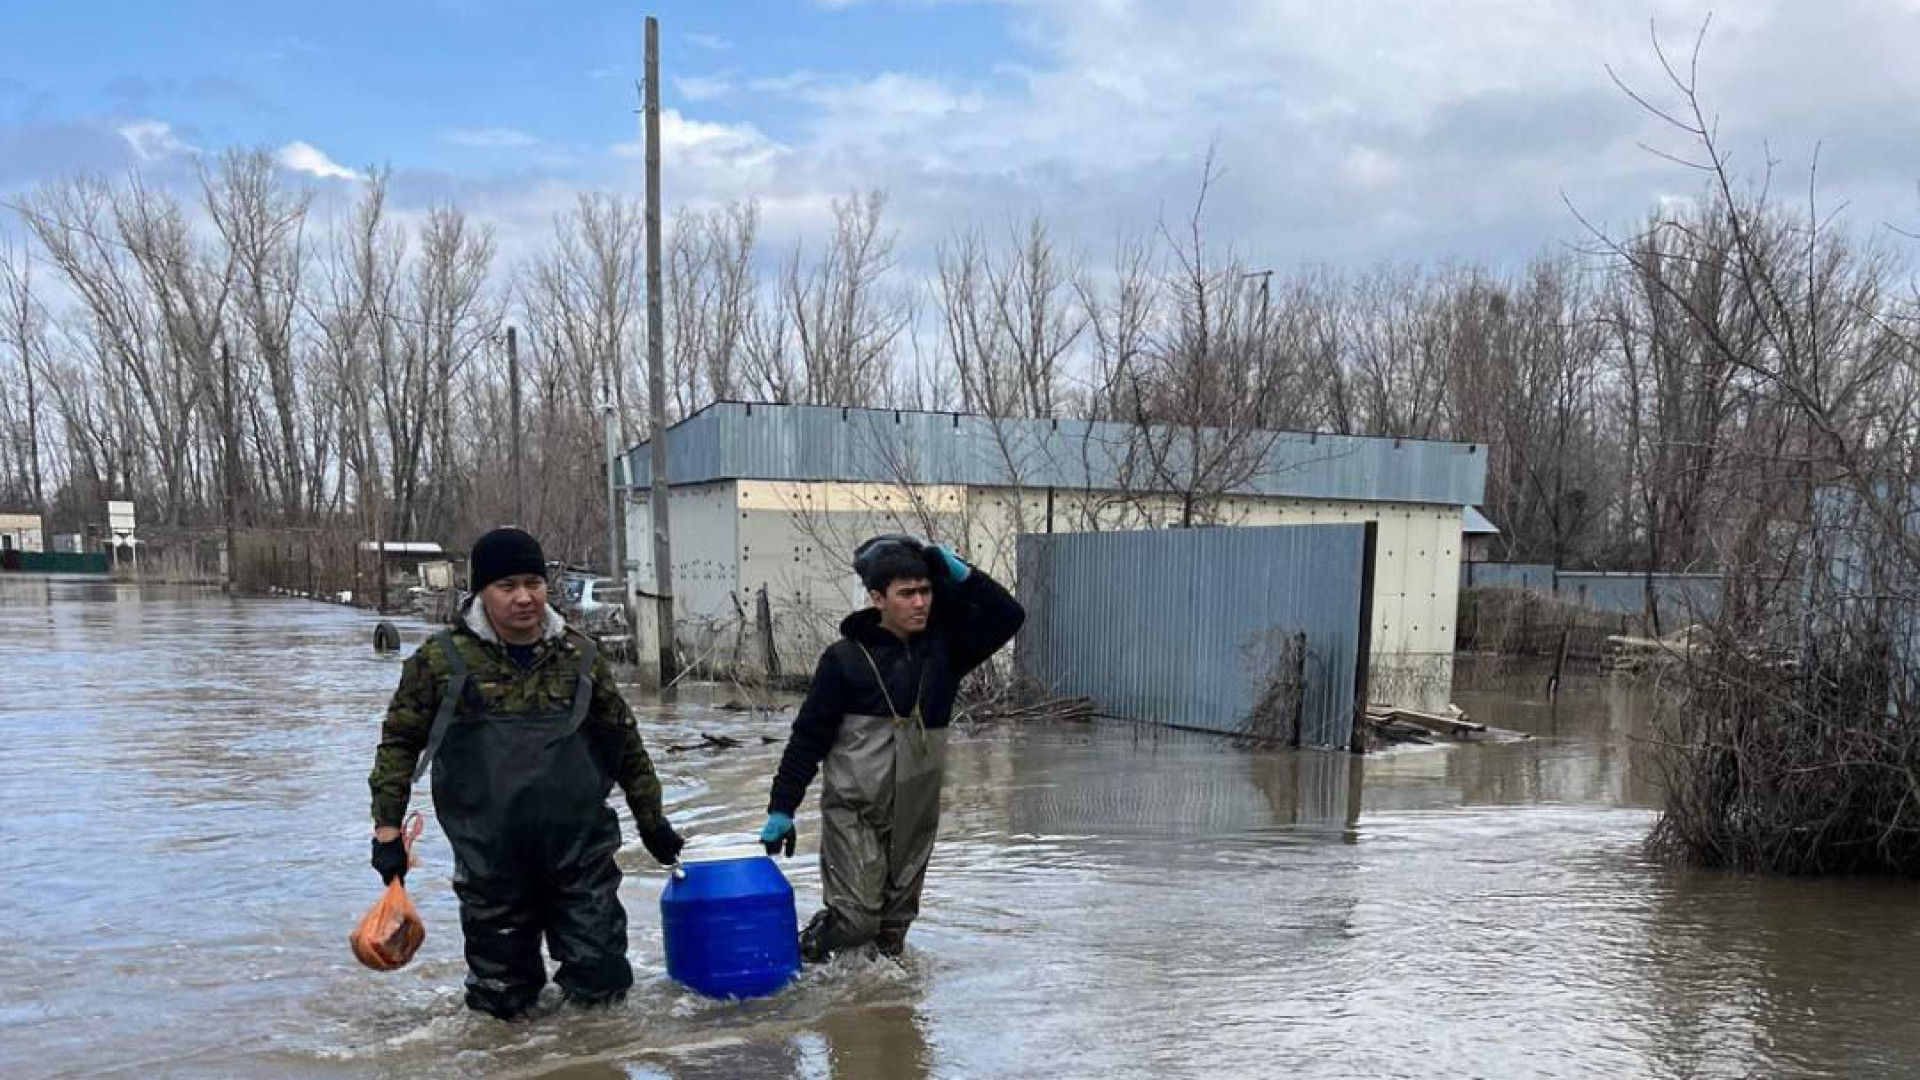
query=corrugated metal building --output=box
[626,402,1487,711]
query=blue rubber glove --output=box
[928,544,971,583]
[760,812,796,858]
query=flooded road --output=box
[4,576,1920,1079]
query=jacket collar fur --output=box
[460,595,568,645]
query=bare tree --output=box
[0,239,49,507]
[202,148,315,522]
[315,169,406,556]
[522,193,645,443]
[25,175,235,524]
[1341,264,1456,440]
[1277,267,1356,435]
[1446,255,1617,565]
[1112,158,1294,527]
[407,204,496,538]
[1593,22,1920,875]
[1604,205,1755,580]
[937,215,1085,420]
[765,190,910,407]
[665,199,758,418]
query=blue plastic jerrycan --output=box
[660,851,801,999]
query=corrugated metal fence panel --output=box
[1461,562,1557,591]
[1017,525,1366,747]
[1809,485,1920,711]
[1555,572,1723,621]
[1461,563,1724,623]
[6,551,110,574]
[629,402,1486,506]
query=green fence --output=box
[4,551,111,574]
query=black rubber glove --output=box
[640,821,686,866]
[370,835,408,884]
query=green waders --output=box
[802,646,949,961]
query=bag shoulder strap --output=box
[852,641,923,721]
[412,630,469,781]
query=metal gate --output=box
[1016,524,1373,749]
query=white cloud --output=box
[747,71,818,95]
[276,140,361,181]
[803,72,984,128]
[101,0,1920,306]
[117,120,192,162]
[612,110,783,172]
[685,32,732,52]
[674,75,735,102]
[445,127,541,148]
[1341,146,1401,190]
[671,0,1920,271]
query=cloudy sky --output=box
[3,0,1918,275]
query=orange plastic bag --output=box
[350,813,426,971]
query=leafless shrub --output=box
[1590,22,1920,875]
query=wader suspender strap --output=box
[413,629,469,782]
[558,640,599,739]
[853,641,928,751]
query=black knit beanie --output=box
[470,527,546,592]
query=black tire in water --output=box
[373,621,401,653]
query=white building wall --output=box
[632,479,1462,709]
[735,480,968,667]
[0,513,44,553]
[626,481,739,664]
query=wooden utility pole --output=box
[643,14,678,684]
[603,388,621,584]
[506,325,522,523]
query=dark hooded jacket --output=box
[768,566,1024,816]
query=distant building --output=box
[357,540,447,589]
[0,512,44,554]
[1462,506,1501,563]
[626,402,1488,709]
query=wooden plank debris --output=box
[968,696,1096,725]
[1363,702,1526,749]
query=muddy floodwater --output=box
[5,576,1920,1079]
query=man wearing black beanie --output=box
[365,526,685,1018]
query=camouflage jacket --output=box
[367,598,667,832]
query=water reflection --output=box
[1636,868,1920,1078]
[1364,674,1663,812]
[967,723,1362,852]
[816,1004,930,1080]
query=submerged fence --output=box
[1,550,109,574]
[1016,525,1371,749]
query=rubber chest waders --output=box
[413,629,630,1014]
[812,641,949,954]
